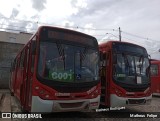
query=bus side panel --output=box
[151,63,160,95]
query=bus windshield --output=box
[37,41,99,83]
[113,53,150,85]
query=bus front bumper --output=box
[110,94,152,107]
[31,95,100,112]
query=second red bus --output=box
[99,41,152,107]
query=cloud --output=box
[69,0,160,35]
[10,8,19,18]
[69,0,160,59]
[31,0,46,11]
[71,0,87,9]
[0,13,5,18]
[0,0,160,59]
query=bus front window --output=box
[113,53,150,85]
[37,42,99,83]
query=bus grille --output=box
[128,99,145,104]
[59,102,84,108]
[123,87,147,92]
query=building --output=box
[0,31,33,88]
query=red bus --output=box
[9,26,100,112]
[150,60,160,96]
[99,41,152,107]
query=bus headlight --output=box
[45,95,49,98]
[35,86,39,90]
[34,86,52,99]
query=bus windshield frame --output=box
[37,41,99,83]
[36,27,99,86]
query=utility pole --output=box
[119,27,121,42]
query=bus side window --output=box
[31,41,36,55]
[24,46,30,74]
[31,40,36,72]
[20,50,25,69]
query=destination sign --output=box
[47,30,95,46]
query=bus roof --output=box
[37,26,96,40]
[150,59,160,64]
[99,40,146,50]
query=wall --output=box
[0,31,32,88]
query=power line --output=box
[122,30,160,42]
[106,33,119,39]
[1,17,160,44]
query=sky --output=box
[0,0,160,59]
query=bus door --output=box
[21,41,35,110]
[100,52,110,105]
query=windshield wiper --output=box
[122,53,131,75]
[56,42,65,68]
[79,48,88,69]
[81,47,88,61]
[139,55,144,75]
